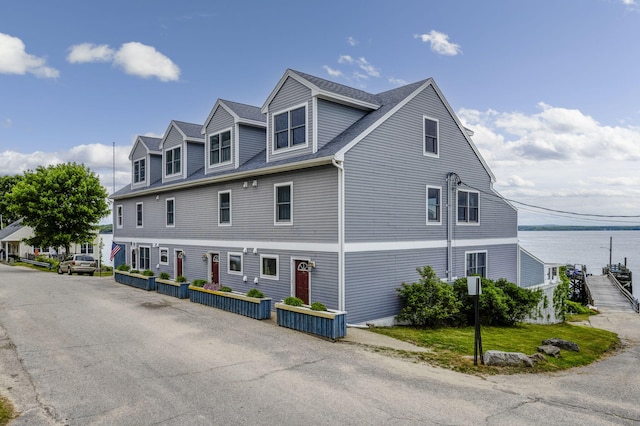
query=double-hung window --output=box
[166,198,175,227]
[466,251,487,278]
[133,158,146,183]
[426,186,441,224]
[424,117,439,156]
[116,205,123,228]
[274,183,292,224]
[457,190,479,224]
[210,130,231,165]
[80,243,94,254]
[274,106,306,150]
[139,246,150,270]
[165,146,181,176]
[136,202,143,228]
[218,191,231,225]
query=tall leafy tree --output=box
[0,174,22,227]
[7,163,110,254]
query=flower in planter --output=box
[203,282,220,291]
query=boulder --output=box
[530,352,546,362]
[484,350,534,367]
[542,338,580,352]
[537,345,560,357]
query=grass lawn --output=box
[370,320,620,374]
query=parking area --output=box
[1,263,639,425]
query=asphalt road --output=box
[1,263,639,425]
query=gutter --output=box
[332,157,346,312]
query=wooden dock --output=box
[586,275,637,312]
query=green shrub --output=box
[220,286,232,292]
[396,266,462,327]
[283,296,304,306]
[554,266,571,322]
[192,279,207,287]
[310,302,327,311]
[116,264,130,271]
[142,269,154,277]
[246,288,265,298]
[176,275,187,283]
[566,299,594,315]
[159,272,170,280]
[130,269,140,274]
[452,277,543,326]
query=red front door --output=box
[295,260,310,304]
[211,254,219,284]
[176,251,183,277]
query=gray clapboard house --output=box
[111,69,544,325]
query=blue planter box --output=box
[156,279,190,299]
[189,286,272,320]
[275,303,347,340]
[114,270,156,291]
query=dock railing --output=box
[606,272,639,313]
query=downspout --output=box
[332,157,345,312]
[446,173,460,282]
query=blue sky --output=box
[1,0,640,225]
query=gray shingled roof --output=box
[221,100,266,123]
[0,219,24,240]
[173,120,204,139]
[111,73,430,199]
[139,136,161,153]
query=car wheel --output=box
[89,271,94,276]
[68,267,73,275]
[57,266,63,274]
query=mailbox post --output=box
[467,276,484,366]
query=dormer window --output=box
[274,105,306,150]
[210,130,231,165]
[133,158,145,183]
[165,146,181,176]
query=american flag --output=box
[110,242,121,261]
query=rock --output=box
[537,345,560,357]
[542,338,580,352]
[530,352,546,362]
[484,350,534,367]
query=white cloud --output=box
[356,57,380,77]
[347,36,358,46]
[335,55,380,80]
[323,65,343,77]
[67,43,115,63]
[388,77,408,86]
[114,42,180,82]
[458,104,640,224]
[622,0,635,5]
[414,30,462,56]
[0,32,59,78]
[338,55,353,64]
[67,41,180,82]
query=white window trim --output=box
[208,127,233,168]
[260,254,279,280]
[165,198,176,228]
[139,245,151,271]
[218,190,232,226]
[426,185,442,225]
[227,251,243,275]
[423,115,439,158]
[274,182,293,226]
[116,205,123,229]
[271,102,308,154]
[132,157,146,184]
[465,250,488,278]
[159,247,169,265]
[136,202,143,228]
[456,189,480,226]
[164,146,182,178]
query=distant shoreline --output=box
[519,225,640,231]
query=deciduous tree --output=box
[7,163,110,254]
[0,174,22,227]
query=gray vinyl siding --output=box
[343,84,517,243]
[345,248,448,324]
[453,244,518,283]
[114,165,338,242]
[205,107,236,174]
[238,125,266,165]
[149,154,162,184]
[316,99,367,151]
[520,248,545,288]
[186,142,204,176]
[267,77,313,161]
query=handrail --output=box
[607,272,640,313]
